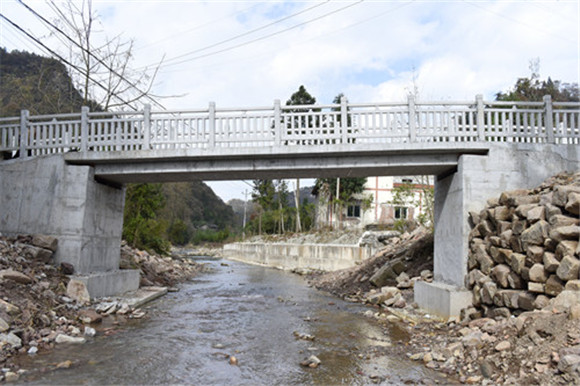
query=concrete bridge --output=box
[1,95,579,317]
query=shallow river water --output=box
[16,256,448,385]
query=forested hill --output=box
[0,48,102,117]
[0,48,236,250]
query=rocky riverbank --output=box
[311,171,580,385]
[0,235,203,382]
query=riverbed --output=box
[15,256,448,384]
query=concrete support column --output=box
[0,155,139,297]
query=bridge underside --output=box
[65,143,490,184]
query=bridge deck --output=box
[64,142,489,184]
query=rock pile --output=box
[0,234,203,381]
[358,230,401,249]
[466,171,580,319]
[310,226,434,299]
[403,292,580,384]
[120,241,202,287]
[0,234,88,381]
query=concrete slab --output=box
[117,286,168,308]
[71,269,140,299]
[414,281,473,318]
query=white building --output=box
[316,176,433,230]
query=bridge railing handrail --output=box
[1,94,579,159]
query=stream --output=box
[16,256,448,385]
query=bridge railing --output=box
[1,95,578,159]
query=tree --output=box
[286,85,316,106]
[123,183,169,254]
[251,179,276,211]
[48,0,164,110]
[496,59,578,102]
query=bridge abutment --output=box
[0,155,139,298]
[415,143,580,318]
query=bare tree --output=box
[48,0,164,110]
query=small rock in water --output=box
[167,287,179,293]
[293,331,315,341]
[55,334,86,344]
[130,310,146,319]
[79,309,102,324]
[27,346,38,355]
[56,360,73,369]
[84,327,96,337]
[229,356,238,366]
[4,372,18,382]
[116,303,131,315]
[300,355,321,368]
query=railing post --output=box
[543,95,554,144]
[19,110,29,158]
[208,102,216,148]
[274,99,281,146]
[408,94,416,142]
[80,106,89,152]
[341,96,348,144]
[476,94,485,141]
[143,104,151,150]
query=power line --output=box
[464,1,575,44]
[158,0,408,76]
[141,0,362,71]
[137,0,331,70]
[0,12,139,110]
[17,0,166,110]
[134,2,261,52]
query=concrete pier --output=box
[415,143,580,317]
[0,155,139,297]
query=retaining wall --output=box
[222,242,375,271]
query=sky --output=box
[1,0,579,202]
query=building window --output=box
[394,206,408,219]
[347,204,361,218]
[401,178,413,184]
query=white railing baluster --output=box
[143,104,151,150]
[476,95,484,141]
[408,94,416,142]
[209,102,216,149]
[543,95,554,144]
[80,106,89,152]
[274,99,281,146]
[341,96,348,144]
[19,110,29,158]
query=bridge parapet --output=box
[1,95,579,159]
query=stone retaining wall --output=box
[222,243,376,272]
[466,172,580,318]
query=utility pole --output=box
[336,177,341,229]
[295,179,302,232]
[243,189,248,239]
